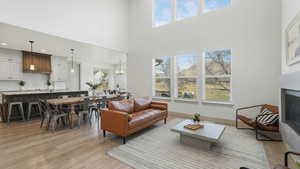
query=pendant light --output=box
[70,49,75,73]
[29,41,35,71]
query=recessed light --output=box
[1,42,7,46]
[40,49,47,52]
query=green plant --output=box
[296,161,300,168]
[19,80,25,86]
[193,113,201,122]
[46,80,52,86]
[86,82,102,90]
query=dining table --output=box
[46,94,125,128]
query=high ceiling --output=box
[0,23,126,65]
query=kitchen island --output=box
[0,90,88,122]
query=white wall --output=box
[281,0,300,154]
[0,0,128,52]
[127,0,281,120]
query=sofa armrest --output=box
[101,109,129,136]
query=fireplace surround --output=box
[281,89,300,135]
[280,71,300,152]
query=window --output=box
[204,0,231,12]
[154,0,172,27]
[153,56,171,98]
[175,53,198,99]
[204,49,231,102]
[176,0,199,20]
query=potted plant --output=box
[19,80,25,91]
[193,113,201,124]
[46,80,52,90]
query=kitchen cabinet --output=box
[0,57,22,80]
[51,57,68,82]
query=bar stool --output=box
[7,102,25,123]
[27,102,42,120]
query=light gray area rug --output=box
[107,119,269,169]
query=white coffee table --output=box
[171,119,226,150]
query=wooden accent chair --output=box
[236,104,281,141]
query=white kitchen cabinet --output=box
[9,62,22,80]
[0,58,22,81]
[51,56,68,82]
[0,61,10,80]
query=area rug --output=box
[107,119,270,169]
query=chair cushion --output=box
[257,113,279,126]
[108,99,134,113]
[238,115,279,132]
[259,108,273,116]
[129,109,165,129]
[134,96,152,112]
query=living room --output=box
[0,0,299,169]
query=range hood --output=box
[22,51,52,74]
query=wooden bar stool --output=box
[7,102,25,123]
[27,102,42,120]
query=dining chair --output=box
[39,100,52,129]
[77,98,91,128]
[40,100,69,132]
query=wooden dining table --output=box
[46,95,125,128]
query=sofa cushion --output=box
[134,96,152,112]
[108,99,134,113]
[129,109,164,129]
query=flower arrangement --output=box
[193,113,201,123]
[85,82,102,90]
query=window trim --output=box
[152,56,172,98]
[174,53,199,101]
[202,49,233,103]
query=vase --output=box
[193,120,200,125]
[20,86,24,91]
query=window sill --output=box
[152,97,172,101]
[174,98,198,103]
[201,100,234,106]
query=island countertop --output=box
[0,90,88,96]
[0,90,88,122]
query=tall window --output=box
[176,0,199,20]
[204,49,231,102]
[153,56,171,98]
[154,0,172,27]
[175,53,198,99]
[204,0,231,12]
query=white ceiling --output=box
[0,0,128,52]
[0,23,126,65]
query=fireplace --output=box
[282,89,300,135]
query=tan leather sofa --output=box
[101,96,168,144]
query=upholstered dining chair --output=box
[236,104,281,141]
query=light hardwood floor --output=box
[0,116,287,169]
